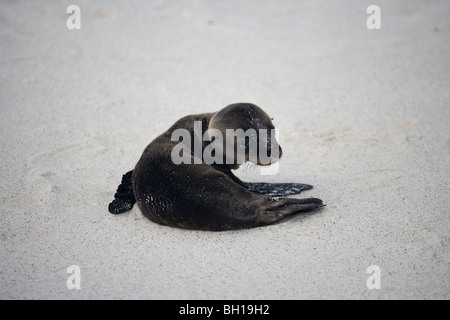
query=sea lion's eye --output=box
[244,136,250,148]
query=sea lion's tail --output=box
[108,170,136,214]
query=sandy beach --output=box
[1,0,449,299]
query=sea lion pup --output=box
[108,103,323,231]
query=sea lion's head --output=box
[207,103,282,169]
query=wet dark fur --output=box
[108,103,323,231]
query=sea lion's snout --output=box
[257,142,282,166]
[268,143,282,159]
[275,145,283,161]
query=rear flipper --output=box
[108,170,136,214]
[258,197,324,225]
[243,182,313,196]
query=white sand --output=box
[1,0,449,299]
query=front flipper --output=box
[215,167,313,197]
[243,182,313,196]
